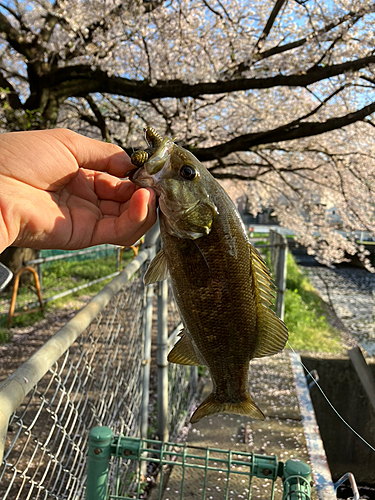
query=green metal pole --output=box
[86,426,113,500]
[282,459,312,500]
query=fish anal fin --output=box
[144,248,169,285]
[190,393,265,424]
[168,330,203,366]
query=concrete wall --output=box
[301,355,375,486]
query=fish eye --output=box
[180,164,197,180]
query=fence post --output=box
[275,234,288,322]
[141,251,155,442]
[116,246,121,272]
[190,366,198,397]
[270,230,276,272]
[140,225,160,441]
[86,426,113,500]
[157,279,169,442]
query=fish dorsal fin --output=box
[249,244,288,358]
[168,330,204,366]
[143,248,169,285]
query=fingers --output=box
[90,188,157,247]
[67,169,149,216]
[126,188,155,224]
[54,129,133,177]
[92,170,137,202]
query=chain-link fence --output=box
[167,364,198,443]
[0,229,198,499]
[166,282,198,442]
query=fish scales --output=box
[160,204,257,393]
[130,127,288,423]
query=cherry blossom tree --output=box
[1,0,375,267]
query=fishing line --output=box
[287,341,375,454]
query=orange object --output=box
[8,266,44,328]
[118,242,141,270]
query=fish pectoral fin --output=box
[254,307,288,358]
[168,330,203,366]
[143,248,169,285]
[190,393,265,424]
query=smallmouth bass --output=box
[130,127,288,423]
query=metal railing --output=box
[334,472,360,500]
[86,432,312,500]
[0,227,198,499]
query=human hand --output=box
[0,129,157,253]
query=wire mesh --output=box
[0,270,146,500]
[99,437,281,500]
[37,244,119,265]
[166,282,198,442]
[0,232,200,499]
[168,365,197,442]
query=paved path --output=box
[157,352,320,500]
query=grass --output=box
[0,249,134,339]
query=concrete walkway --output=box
[155,352,327,500]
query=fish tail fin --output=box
[190,393,265,424]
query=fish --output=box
[130,127,288,423]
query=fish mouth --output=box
[129,166,155,188]
[144,137,175,175]
[129,137,175,188]
[124,166,140,180]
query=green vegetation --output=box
[0,249,134,338]
[283,252,343,353]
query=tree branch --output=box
[255,0,288,49]
[0,11,31,57]
[85,95,111,142]
[47,54,375,102]
[0,71,22,109]
[190,101,375,161]
[39,12,61,44]
[225,5,374,77]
